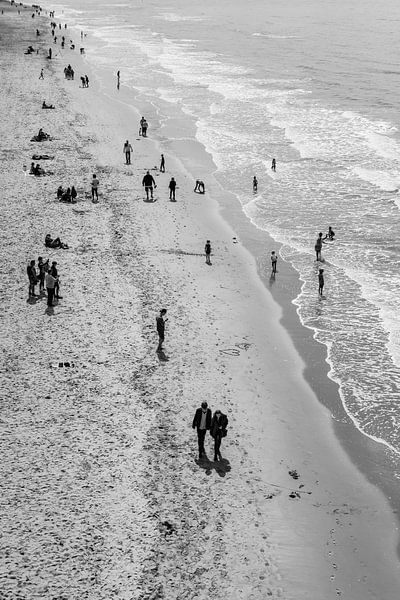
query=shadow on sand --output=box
[156,348,169,362]
[195,455,231,478]
[143,197,157,203]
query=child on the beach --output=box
[271,251,277,274]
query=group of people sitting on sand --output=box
[64,64,74,80]
[29,162,46,176]
[31,128,51,142]
[24,45,37,55]
[57,185,77,203]
[45,233,69,249]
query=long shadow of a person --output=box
[195,455,231,478]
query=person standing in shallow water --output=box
[271,251,277,274]
[156,308,167,352]
[318,268,324,296]
[315,232,323,261]
[192,401,212,459]
[210,410,228,462]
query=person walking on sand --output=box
[91,174,99,203]
[45,269,57,307]
[205,240,212,265]
[271,250,278,274]
[142,170,156,200]
[271,158,276,172]
[139,116,145,136]
[194,180,205,194]
[27,260,38,296]
[192,401,212,459]
[39,68,44,80]
[253,175,258,193]
[85,74,89,87]
[50,261,62,299]
[160,153,165,173]
[141,118,148,137]
[315,232,323,261]
[169,177,177,201]
[156,308,167,352]
[117,70,120,89]
[123,140,133,165]
[210,409,228,462]
[318,268,324,296]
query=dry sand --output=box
[1,4,400,599]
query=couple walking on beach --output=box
[193,402,228,462]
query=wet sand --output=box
[1,3,400,599]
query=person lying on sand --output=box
[42,101,55,109]
[32,154,54,161]
[45,234,69,249]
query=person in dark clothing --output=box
[71,186,77,202]
[318,268,324,296]
[142,170,156,200]
[160,154,165,172]
[271,251,277,274]
[45,234,68,249]
[37,256,48,292]
[45,270,57,306]
[205,240,212,265]
[315,232,323,261]
[192,401,212,459]
[123,140,133,165]
[50,261,62,299]
[210,410,228,461]
[91,174,99,202]
[271,158,276,172]
[194,180,205,194]
[253,175,258,193]
[169,177,176,201]
[27,260,37,296]
[85,74,89,87]
[323,226,335,241]
[156,308,167,351]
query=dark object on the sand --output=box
[31,128,51,142]
[194,179,205,194]
[80,47,85,54]
[289,491,301,499]
[45,234,69,249]
[42,101,55,109]
[30,162,46,176]
[24,45,35,54]
[32,154,54,161]
[64,64,74,80]
[288,469,299,480]
[47,47,52,59]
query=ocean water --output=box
[42,0,400,457]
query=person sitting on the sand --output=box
[29,162,36,174]
[71,186,77,202]
[60,187,71,202]
[37,128,50,141]
[34,163,45,176]
[194,180,205,194]
[42,100,55,109]
[45,234,68,249]
[57,185,63,199]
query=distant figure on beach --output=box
[27,260,37,297]
[45,234,68,249]
[39,68,44,80]
[50,262,62,299]
[205,240,212,265]
[71,186,77,202]
[271,158,276,172]
[253,175,258,193]
[192,401,212,459]
[210,410,228,462]
[42,100,55,109]
[85,75,89,87]
[80,76,86,88]
[324,226,335,241]
[160,153,165,172]
[194,180,205,194]
[48,47,52,59]
[271,250,277,274]
[142,170,156,200]
[169,177,176,201]
[37,257,48,292]
[117,70,120,89]
[140,117,148,137]
[46,270,57,307]
[156,308,167,352]
[91,174,99,203]
[318,268,324,296]
[315,232,323,261]
[123,140,133,165]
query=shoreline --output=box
[2,3,400,598]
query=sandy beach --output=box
[1,3,400,599]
